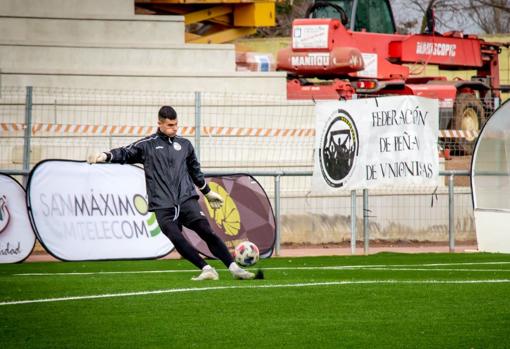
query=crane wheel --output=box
[452,93,485,155]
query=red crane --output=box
[276,0,508,152]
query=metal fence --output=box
[0,86,478,254]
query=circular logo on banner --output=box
[133,194,149,215]
[133,194,161,238]
[319,109,359,188]
[204,182,240,236]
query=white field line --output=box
[13,261,510,276]
[1,279,510,306]
[15,269,199,276]
[360,268,510,272]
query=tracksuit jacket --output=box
[107,129,210,211]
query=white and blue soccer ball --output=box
[234,241,260,267]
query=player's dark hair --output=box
[158,106,177,121]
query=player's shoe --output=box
[231,268,255,280]
[191,266,219,281]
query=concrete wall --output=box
[0,0,135,17]
[0,44,236,74]
[0,71,286,94]
[0,0,286,95]
[279,189,475,244]
[0,16,185,46]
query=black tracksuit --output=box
[107,129,233,269]
[108,129,210,211]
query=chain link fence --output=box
[0,86,478,252]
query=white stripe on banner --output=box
[1,279,510,306]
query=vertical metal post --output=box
[274,174,281,256]
[23,86,33,186]
[363,188,369,255]
[194,91,201,160]
[448,174,455,252]
[350,190,357,255]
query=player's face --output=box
[158,118,178,137]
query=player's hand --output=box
[87,152,107,164]
[205,190,224,209]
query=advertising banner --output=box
[0,174,36,263]
[183,175,276,258]
[313,96,439,192]
[27,160,173,261]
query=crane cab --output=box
[306,0,396,34]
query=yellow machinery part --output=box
[234,3,274,27]
[188,27,257,44]
[135,0,275,44]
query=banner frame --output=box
[0,172,37,263]
[26,159,174,262]
[201,172,277,259]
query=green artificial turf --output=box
[1,252,510,348]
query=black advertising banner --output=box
[0,174,36,263]
[184,175,276,259]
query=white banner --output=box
[27,160,173,261]
[0,174,36,263]
[313,96,439,191]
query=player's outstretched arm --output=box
[87,137,145,165]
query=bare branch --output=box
[468,0,510,33]
[473,0,510,13]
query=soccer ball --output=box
[234,241,260,267]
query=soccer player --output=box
[87,106,255,280]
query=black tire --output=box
[452,93,485,155]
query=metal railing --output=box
[4,168,470,255]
